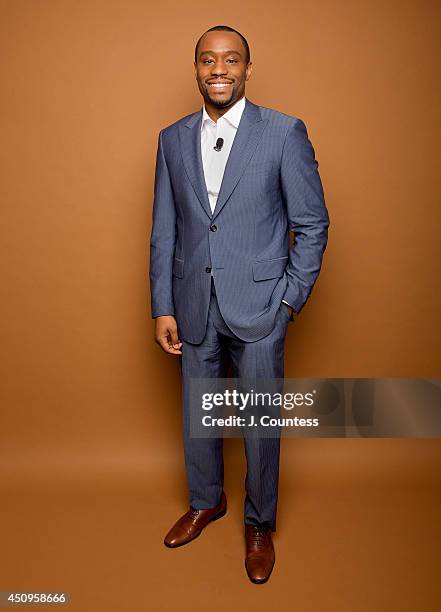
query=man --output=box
[149,25,329,584]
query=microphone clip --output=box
[213,137,224,152]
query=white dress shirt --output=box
[199,95,294,314]
[200,95,246,214]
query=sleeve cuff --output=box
[281,299,296,321]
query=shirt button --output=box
[210,225,218,232]
[205,267,212,273]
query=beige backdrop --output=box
[0,1,440,611]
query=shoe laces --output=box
[188,507,200,520]
[249,525,268,548]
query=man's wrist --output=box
[282,300,296,321]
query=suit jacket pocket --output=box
[172,257,184,278]
[252,256,288,281]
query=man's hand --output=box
[154,315,183,355]
[282,301,295,320]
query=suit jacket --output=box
[149,97,330,343]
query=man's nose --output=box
[211,60,227,75]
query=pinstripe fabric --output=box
[149,97,330,343]
[180,279,289,530]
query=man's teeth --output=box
[208,83,231,87]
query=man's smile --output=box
[206,81,233,92]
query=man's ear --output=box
[194,62,197,78]
[246,62,253,81]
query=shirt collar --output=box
[201,95,246,130]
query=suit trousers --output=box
[179,277,290,531]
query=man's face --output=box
[194,31,252,109]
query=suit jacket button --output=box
[210,225,218,232]
[205,267,212,273]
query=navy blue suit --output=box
[150,97,329,529]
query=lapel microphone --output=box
[213,137,224,152]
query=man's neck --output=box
[203,95,245,122]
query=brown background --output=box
[0,1,440,610]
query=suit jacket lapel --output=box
[179,97,267,221]
[212,98,267,221]
[179,109,212,219]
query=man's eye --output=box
[202,58,237,64]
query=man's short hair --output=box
[194,25,251,65]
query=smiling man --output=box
[149,25,329,583]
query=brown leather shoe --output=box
[245,524,275,584]
[164,492,227,548]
